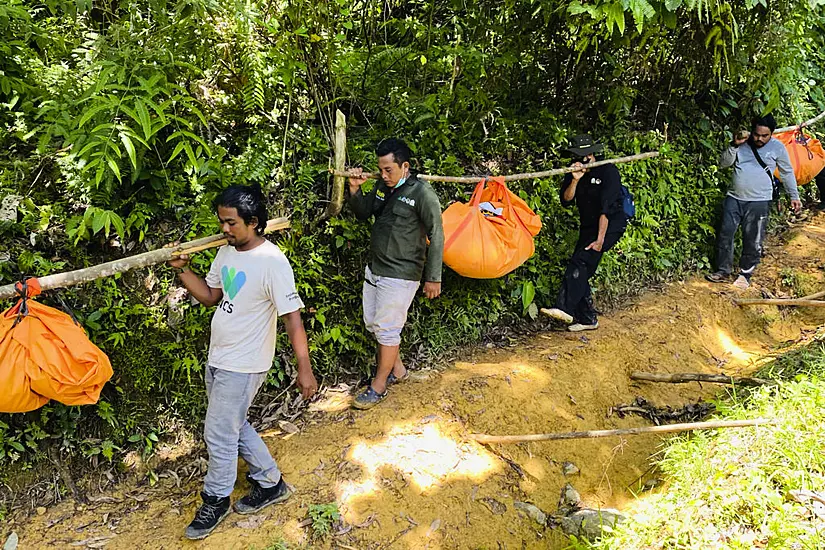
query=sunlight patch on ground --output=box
[452,360,552,386]
[336,422,500,514]
[716,328,757,365]
[307,391,352,413]
[279,518,310,546]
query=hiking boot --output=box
[705,271,731,283]
[732,275,751,290]
[540,307,573,324]
[185,492,231,540]
[234,476,292,515]
[568,322,599,332]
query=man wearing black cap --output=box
[541,135,628,331]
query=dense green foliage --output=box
[587,337,825,549]
[1,0,824,472]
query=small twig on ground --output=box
[47,447,88,505]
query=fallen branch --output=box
[0,217,290,301]
[467,418,774,444]
[800,290,825,301]
[330,151,660,184]
[630,371,771,387]
[775,110,825,134]
[735,298,825,307]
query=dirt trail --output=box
[7,213,825,550]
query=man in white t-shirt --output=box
[168,185,317,540]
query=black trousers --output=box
[715,196,769,276]
[554,226,625,325]
[816,171,825,203]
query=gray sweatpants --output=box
[203,366,281,498]
[715,196,770,277]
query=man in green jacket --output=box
[347,138,444,409]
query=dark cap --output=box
[564,134,604,157]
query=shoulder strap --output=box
[749,142,772,178]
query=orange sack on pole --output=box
[774,130,825,185]
[442,177,541,279]
[0,279,113,413]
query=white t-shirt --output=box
[204,240,304,373]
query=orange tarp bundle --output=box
[774,130,825,185]
[442,177,542,279]
[0,279,112,413]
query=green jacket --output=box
[348,174,444,283]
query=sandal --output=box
[387,369,410,385]
[352,386,388,410]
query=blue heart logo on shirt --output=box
[221,266,246,300]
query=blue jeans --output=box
[203,366,281,498]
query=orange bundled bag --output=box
[0,279,113,413]
[774,130,825,185]
[442,177,541,279]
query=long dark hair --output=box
[213,185,268,235]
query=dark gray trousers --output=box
[715,196,770,276]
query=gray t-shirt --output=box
[205,240,304,373]
[719,137,799,201]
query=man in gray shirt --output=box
[707,115,801,289]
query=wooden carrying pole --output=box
[774,110,825,134]
[330,151,660,184]
[630,371,771,387]
[468,418,774,444]
[0,217,290,301]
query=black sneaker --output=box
[184,492,231,540]
[233,476,292,515]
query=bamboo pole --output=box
[735,298,825,307]
[630,371,771,387]
[323,109,347,219]
[330,151,660,184]
[468,418,774,444]
[774,110,825,134]
[0,217,290,301]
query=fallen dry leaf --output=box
[426,518,441,537]
[235,514,267,529]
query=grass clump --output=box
[308,502,341,540]
[587,339,825,549]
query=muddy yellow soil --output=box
[7,213,825,550]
